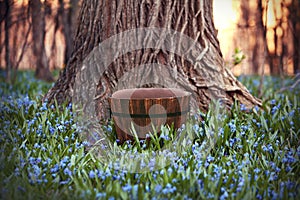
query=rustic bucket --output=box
[109,88,191,143]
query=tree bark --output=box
[44,0,261,119]
[252,0,268,75]
[4,0,12,82]
[29,0,54,82]
[288,0,300,74]
[236,0,268,75]
[57,0,79,66]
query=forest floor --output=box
[0,70,299,199]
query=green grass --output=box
[0,70,299,199]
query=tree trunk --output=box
[4,0,12,82]
[29,0,54,82]
[57,0,79,66]
[288,0,300,74]
[236,0,268,75]
[44,0,261,120]
[252,0,268,75]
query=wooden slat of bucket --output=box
[110,88,191,143]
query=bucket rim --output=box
[109,88,191,100]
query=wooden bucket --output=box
[109,88,191,143]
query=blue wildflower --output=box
[96,193,106,198]
[269,172,278,181]
[271,103,281,115]
[228,120,236,133]
[82,140,90,147]
[193,124,200,132]
[218,127,224,136]
[33,143,40,149]
[254,168,260,174]
[122,184,132,192]
[64,167,72,176]
[240,104,247,111]
[64,136,69,144]
[167,167,173,175]
[50,164,59,173]
[155,184,162,193]
[89,170,95,179]
[220,190,228,200]
[256,194,263,200]
[270,99,276,105]
[39,102,47,111]
[229,138,236,147]
[60,179,70,185]
[289,110,295,117]
[107,126,112,133]
[265,170,270,176]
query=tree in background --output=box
[235,0,298,75]
[288,0,300,74]
[253,0,268,75]
[51,0,79,67]
[0,1,33,83]
[60,0,79,66]
[29,0,53,82]
[2,0,12,82]
[1,0,81,81]
[44,0,261,120]
[235,0,269,75]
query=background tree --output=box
[44,0,261,119]
[288,0,300,74]
[0,1,32,83]
[29,0,53,81]
[60,0,79,66]
[3,0,12,82]
[252,0,268,75]
[51,0,79,67]
[235,0,269,75]
[234,0,297,75]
